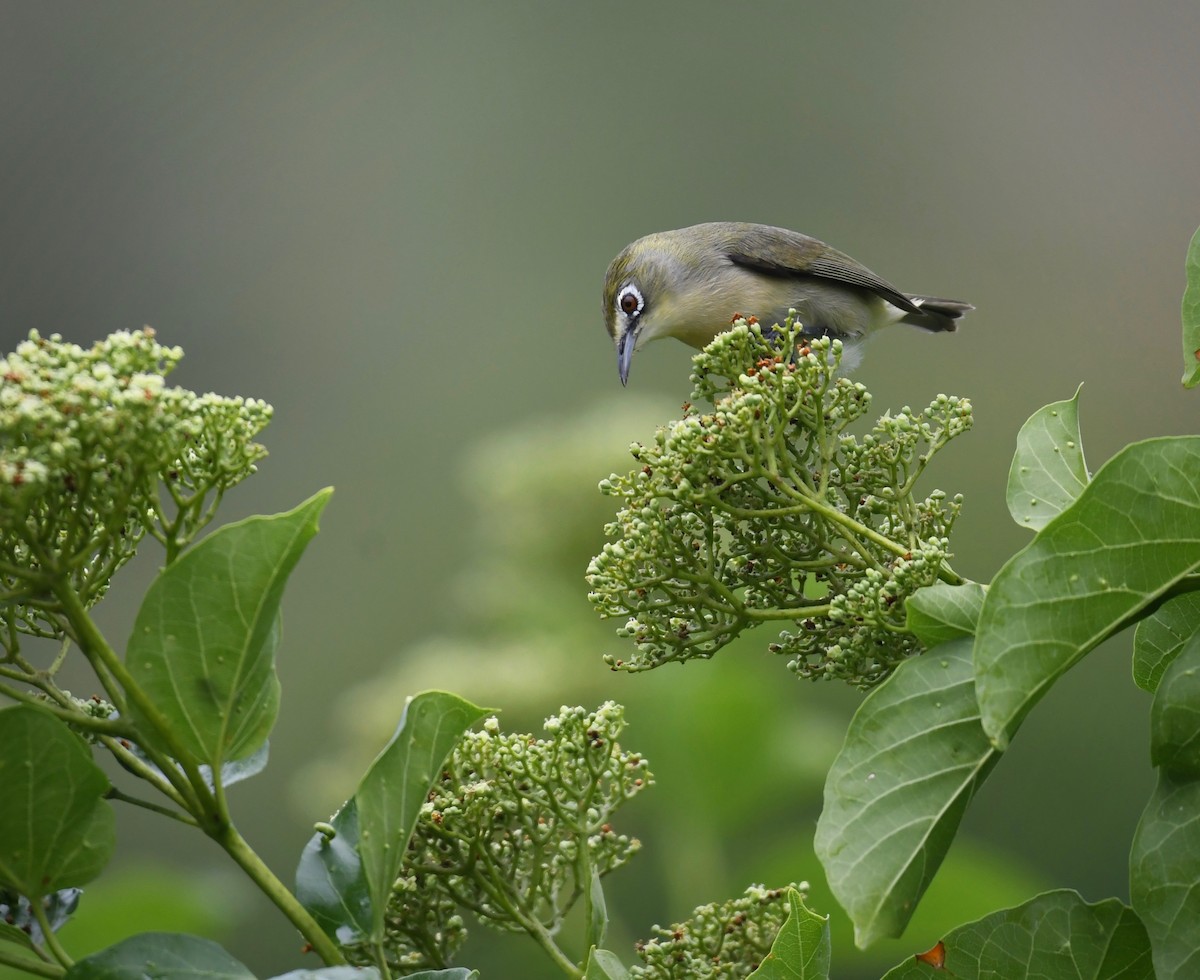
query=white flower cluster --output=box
[0,329,272,647]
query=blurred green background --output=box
[2,2,1198,976]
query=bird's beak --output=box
[617,326,637,386]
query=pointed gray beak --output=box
[617,327,637,386]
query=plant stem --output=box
[29,902,72,969]
[106,786,199,826]
[49,581,211,810]
[212,823,346,966]
[0,947,64,979]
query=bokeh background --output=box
[2,2,1199,976]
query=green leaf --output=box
[295,798,372,947]
[65,932,254,980]
[1133,592,1200,694]
[0,706,115,898]
[814,640,1000,947]
[976,437,1200,747]
[1181,224,1200,388]
[355,692,488,943]
[584,948,630,980]
[1131,639,1200,978]
[269,970,381,980]
[1149,634,1200,775]
[747,889,830,979]
[906,582,986,647]
[296,692,489,947]
[879,889,1151,979]
[1005,386,1088,529]
[126,490,331,769]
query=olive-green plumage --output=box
[602,222,972,384]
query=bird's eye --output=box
[618,285,643,317]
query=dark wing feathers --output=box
[724,225,921,314]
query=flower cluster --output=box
[0,329,271,651]
[367,702,651,971]
[631,883,802,978]
[586,320,971,687]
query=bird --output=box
[602,222,972,384]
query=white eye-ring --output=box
[617,284,644,317]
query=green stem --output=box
[47,577,343,965]
[745,603,832,621]
[97,735,192,813]
[29,901,72,969]
[49,581,212,810]
[106,786,199,826]
[724,488,964,587]
[212,824,346,966]
[0,947,63,979]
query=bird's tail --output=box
[900,296,974,333]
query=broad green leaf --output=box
[584,948,630,980]
[1131,640,1200,978]
[355,692,488,943]
[126,490,331,769]
[748,889,830,979]
[0,706,115,898]
[1149,634,1200,774]
[1181,224,1200,388]
[814,640,1000,947]
[295,798,372,947]
[270,970,380,980]
[393,972,479,980]
[880,890,1151,979]
[296,692,489,947]
[1133,592,1200,694]
[65,932,254,980]
[976,437,1200,747]
[906,582,986,647]
[1006,387,1088,529]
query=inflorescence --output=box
[631,883,803,979]
[586,319,971,688]
[365,702,651,971]
[0,329,271,654]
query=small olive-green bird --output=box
[603,222,972,384]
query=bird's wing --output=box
[725,226,921,314]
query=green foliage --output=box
[746,890,829,980]
[879,890,1152,979]
[1130,637,1200,979]
[126,492,329,768]
[977,436,1200,747]
[587,320,970,688]
[63,933,255,980]
[296,691,488,956]
[1005,385,1087,529]
[814,639,998,947]
[0,707,114,898]
[1133,592,1200,694]
[628,884,803,979]
[6,222,1200,979]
